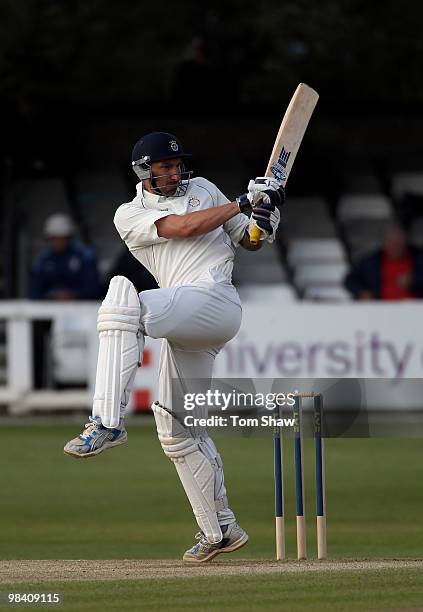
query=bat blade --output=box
[265,83,319,185]
[249,83,319,245]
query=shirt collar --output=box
[136,182,169,206]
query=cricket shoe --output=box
[63,416,127,458]
[183,522,248,563]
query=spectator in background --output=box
[344,224,423,300]
[29,214,102,300]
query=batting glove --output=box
[249,205,281,243]
[235,192,253,215]
[248,177,286,208]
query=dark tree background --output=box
[1,0,423,186]
[1,0,422,109]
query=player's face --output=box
[48,236,71,252]
[150,159,183,196]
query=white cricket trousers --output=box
[139,280,242,527]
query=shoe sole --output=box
[183,532,249,563]
[63,435,128,459]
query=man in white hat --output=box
[30,213,101,300]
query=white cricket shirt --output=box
[114,177,249,288]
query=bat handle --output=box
[249,223,262,245]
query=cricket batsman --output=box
[64,132,284,562]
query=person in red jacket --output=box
[344,224,423,300]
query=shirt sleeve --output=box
[219,183,249,246]
[204,180,250,247]
[223,213,250,246]
[114,204,171,249]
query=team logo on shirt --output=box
[169,140,179,151]
[188,196,200,208]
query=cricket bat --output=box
[249,83,319,245]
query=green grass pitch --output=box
[0,423,422,610]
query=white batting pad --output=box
[152,402,223,543]
[92,276,143,428]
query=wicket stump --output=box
[274,405,285,561]
[273,392,327,560]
